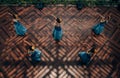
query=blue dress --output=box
[52,26,63,41]
[14,21,27,36]
[31,49,41,62]
[78,52,91,64]
[92,21,106,35]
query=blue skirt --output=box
[31,49,41,62]
[14,21,27,36]
[78,52,91,64]
[52,26,63,41]
[92,22,106,35]
[92,25,104,35]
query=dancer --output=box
[92,14,111,35]
[52,18,63,42]
[24,40,41,62]
[78,45,96,65]
[12,14,27,36]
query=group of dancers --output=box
[10,12,111,65]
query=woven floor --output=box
[0,5,120,78]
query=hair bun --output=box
[56,18,62,23]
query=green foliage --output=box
[0,0,119,6]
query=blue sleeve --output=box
[61,29,63,37]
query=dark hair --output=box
[29,46,33,50]
[89,44,96,53]
[56,18,61,23]
[26,45,34,51]
[13,14,16,19]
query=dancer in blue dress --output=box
[28,46,41,62]
[92,17,107,35]
[24,40,41,62]
[13,14,27,36]
[78,45,96,65]
[52,18,63,42]
[92,14,111,35]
